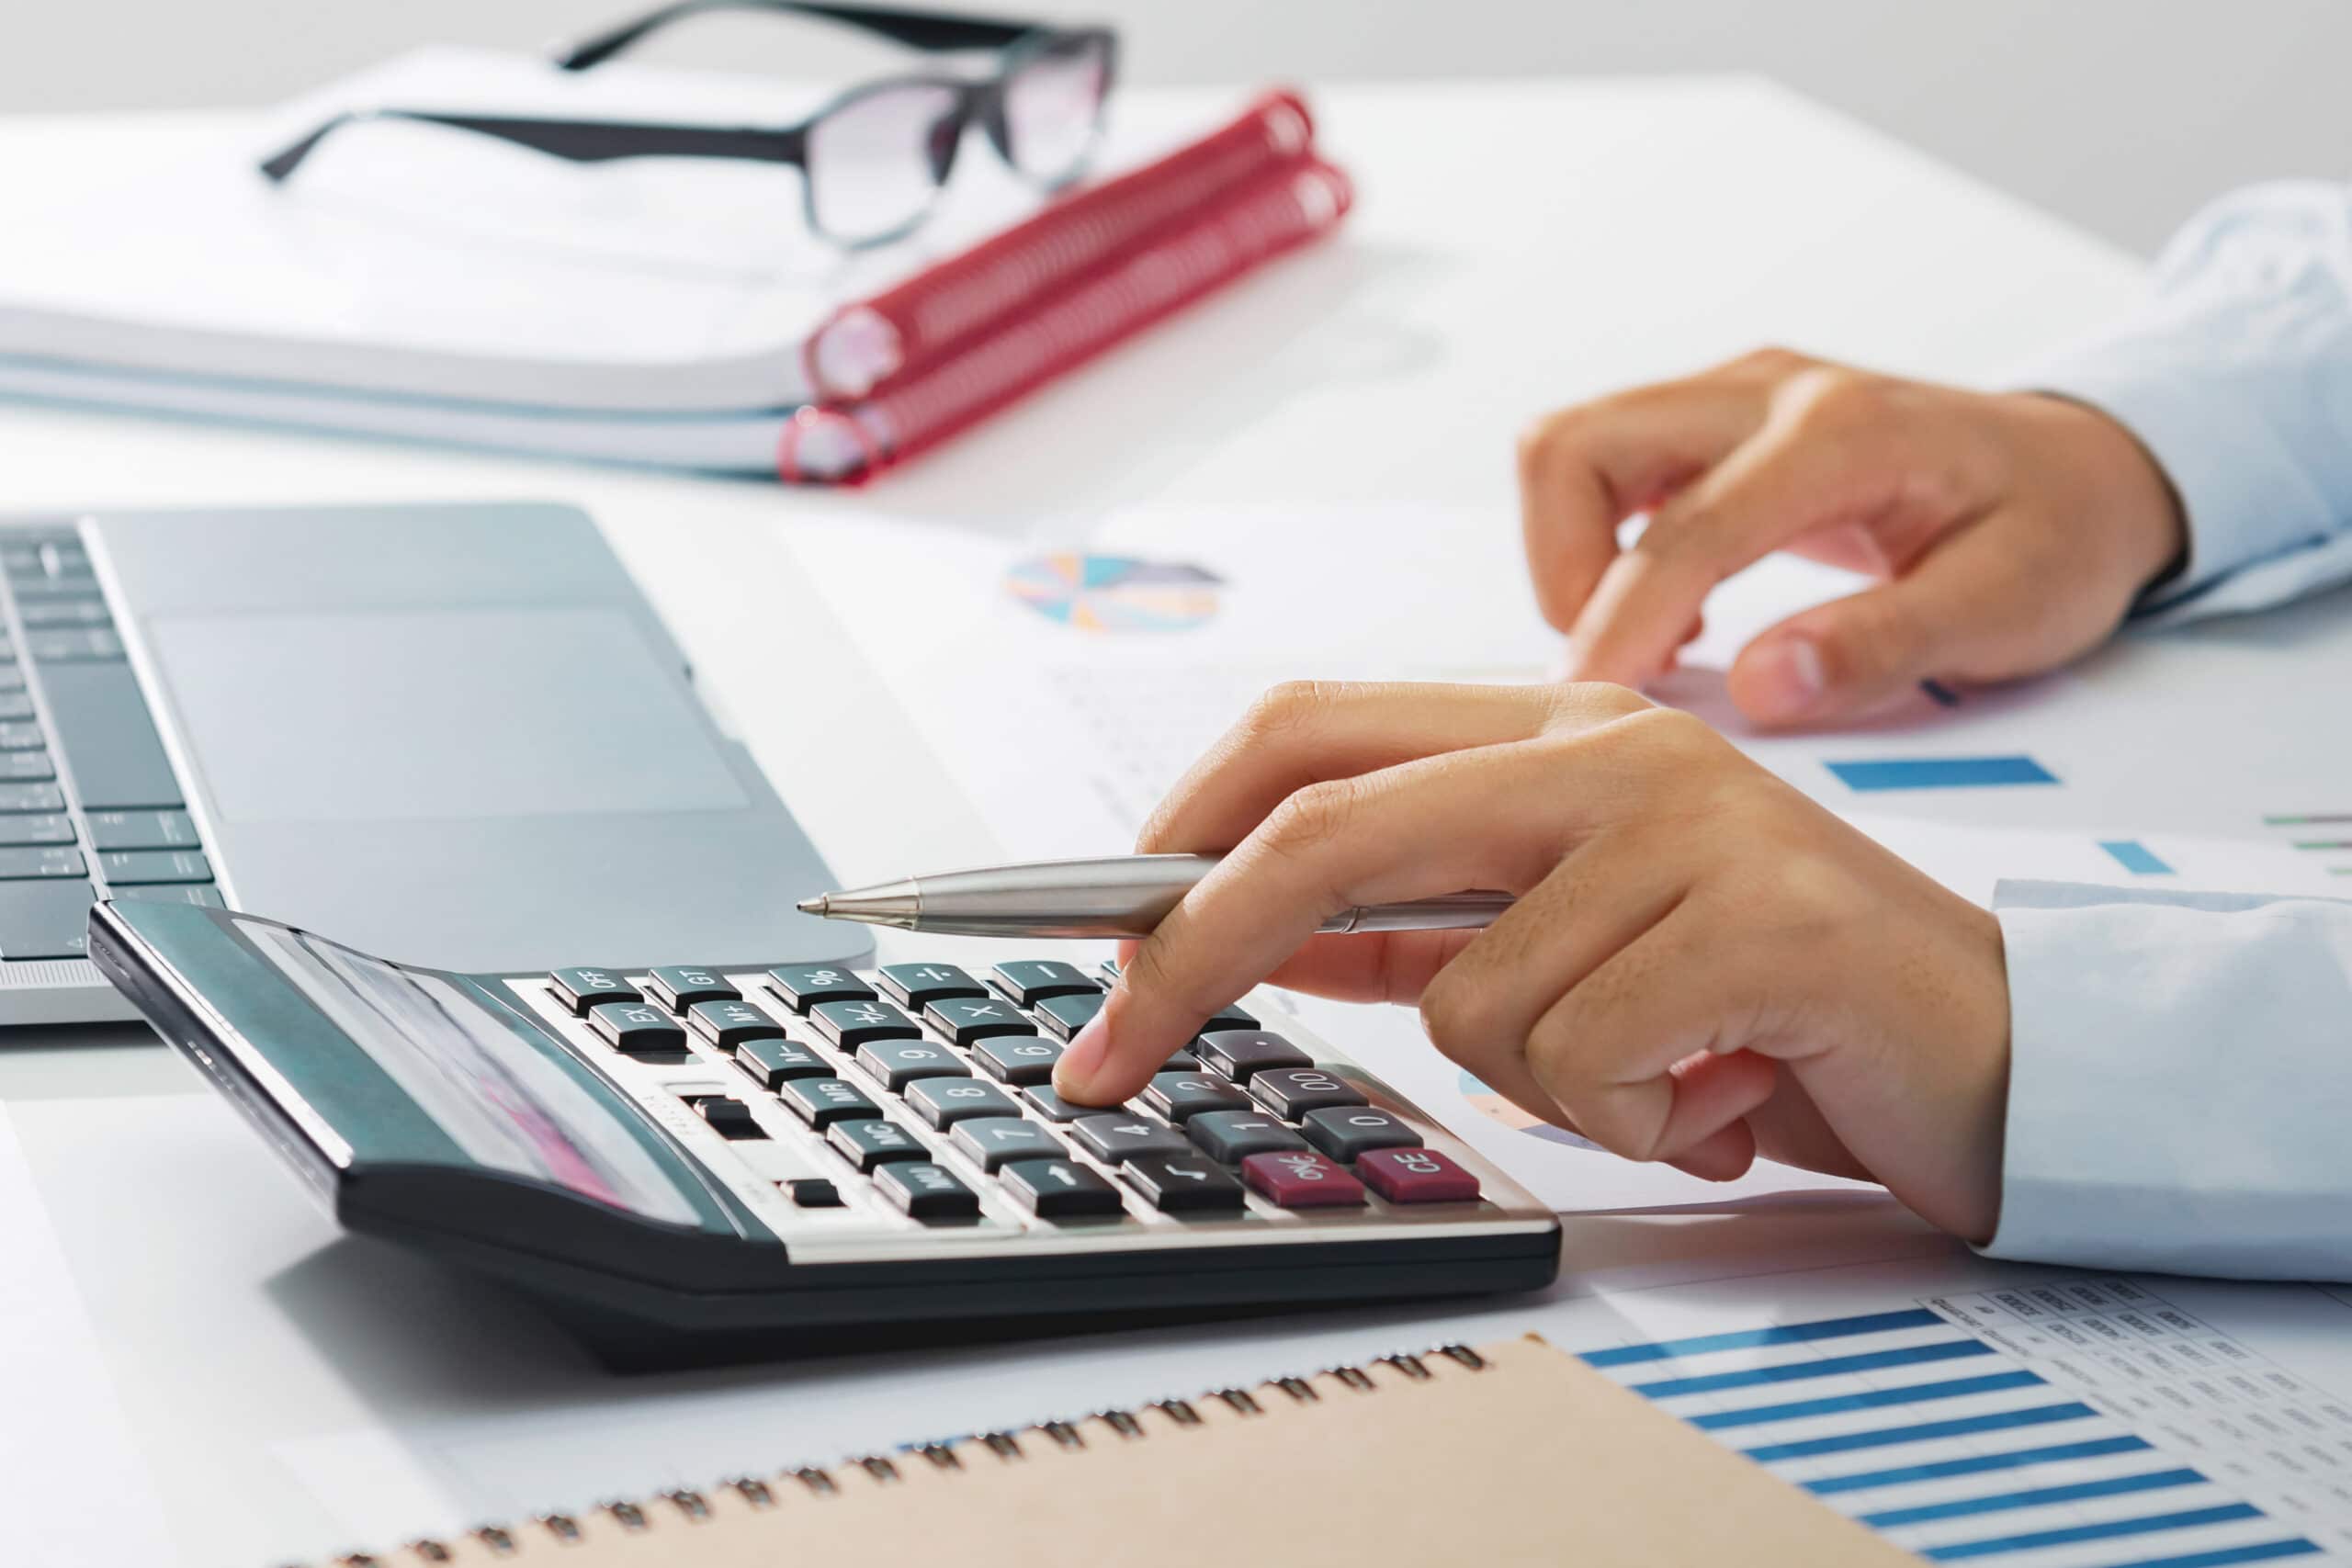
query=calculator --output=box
[91,898,1561,1369]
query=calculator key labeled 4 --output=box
[1122,1156,1246,1214]
[1241,1150,1366,1209]
[1357,1148,1481,1203]
[1069,1114,1191,1165]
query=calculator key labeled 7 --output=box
[809,998,922,1050]
[587,1000,686,1057]
[949,1117,1063,1172]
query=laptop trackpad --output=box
[147,607,749,823]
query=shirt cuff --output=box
[1984,879,2352,1280]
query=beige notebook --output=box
[303,1336,1914,1567]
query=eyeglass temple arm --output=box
[553,0,1041,71]
[257,110,808,183]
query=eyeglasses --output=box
[257,1,1119,249]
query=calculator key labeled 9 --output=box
[855,1038,970,1092]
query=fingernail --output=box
[1054,1015,1111,1098]
[1745,635,1826,718]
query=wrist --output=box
[2018,391,2188,597]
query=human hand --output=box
[1519,348,2186,725]
[1052,681,2013,1240]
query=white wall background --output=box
[16,0,2347,254]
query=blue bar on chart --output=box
[2100,839,2176,875]
[1826,756,2059,792]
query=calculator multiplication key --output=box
[647,965,740,1012]
[1186,1111,1309,1164]
[905,1077,1020,1128]
[1142,1072,1250,1122]
[989,960,1098,1008]
[1299,1107,1422,1161]
[1248,1067,1368,1119]
[734,1036,831,1089]
[779,1077,883,1129]
[1357,1147,1481,1203]
[587,1000,687,1057]
[765,964,876,1014]
[809,998,922,1050]
[876,963,986,1010]
[856,1038,969,1092]
[1122,1156,1247,1213]
[924,996,1036,1048]
[876,1162,981,1221]
[969,1035,1063,1085]
[1192,1031,1312,1082]
[1241,1151,1366,1209]
[948,1117,1064,1172]
[1000,1158,1125,1219]
[686,998,790,1048]
[1033,990,1105,1040]
[1069,1114,1192,1165]
[827,1118,929,1173]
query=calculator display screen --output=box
[240,921,702,1226]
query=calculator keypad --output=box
[523,956,1504,1254]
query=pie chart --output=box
[1460,1070,1604,1151]
[1004,553,1224,632]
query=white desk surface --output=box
[0,77,2142,1565]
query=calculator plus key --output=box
[876,1162,981,1221]
[969,1035,1063,1086]
[1242,1151,1367,1208]
[1192,1031,1312,1082]
[1248,1067,1368,1120]
[828,1118,928,1172]
[924,996,1036,1048]
[1186,1111,1310,1164]
[855,1038,969,1092]
[809,998,922,1050]
[647,965,739,1013]
[1142,1072,1251,1123]
[734,1037,831,1090]
[1123,1156,1247,1213]
[905,1078,1020,1129]
[779,1077,884,1129]
[1357,1148,1481,1203]
[989,960,1099,1008]
[587,1000,687,1058]
[877,963,986,1010]
[685,998,790,1048]
[1033,989,1105,1040]
[1300,1107,1422,1161]
[1000,1158,1125,1219]
[765,964,876,1014]
[1069,1114,1192,1165]
[949,1117,1064,1172]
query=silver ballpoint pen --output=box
[797,853,1514,939]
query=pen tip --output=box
[797,895,829,917]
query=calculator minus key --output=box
[876,1162,982,1221]
[548,967,640,1014]
[646,965,739,1012]
[808,998,922,1050]
[989,960,1099,1007]
[765,964,876,1014]
[778,1077,884,1129]
[876,963,986,1010]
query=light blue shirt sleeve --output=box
[1983,880,2352,1280]
[2023,182,2352,622]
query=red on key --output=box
[1357,1147,1481,1203]
[1239,1150,1366,1208]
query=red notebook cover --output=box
[780,149,1352,483]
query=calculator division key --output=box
[96,849,211,885]
[85,809,198,852]
[925,995,1037,1048]
[1356,1148,1482,1203]
[856,1038,970,1092]
[1122,1156,1247,1214]
[969,1034,1063,1085]
[765,964,876,1014]
[809,998,923,1050]
[1142,1072,1251,1123]
[948,1117,1064,1172]
[876,1162,982,1221]
[0,878,94,958]
[1240,1151,1367,1209]
[1247,1067,1369,1120]
[587,1000,688,1058]
[548,967,639,1014]
[876,963,987,1010]
[1000,1158,1125,1219]
[734,1036,832,1090]
[1069,1114,1192,1165]
[685,998,790,1048]
[1032,989,1105,1040]
[1299,1107,1423,1161]
[779,1077,884,1129]
[0,846,84,880]
[647,965,740,1013]
[989,960,1099,1008]
[904,1077,1021,1129]
[1191,1030,1312,1082]
[1185,1111,1310,1164]
[827,1118,929,1172]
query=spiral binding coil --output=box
[301,1343,1489,1567]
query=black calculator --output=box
[91,898,1560,1369]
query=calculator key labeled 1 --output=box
[587,1000,686,1057]
[948,1117,1063,1172]
[1032,990,1105,1040]
[1000,1158,1125,1219]
[856,1038,969,1092]
[685,998,790,1048]
[1192,1030,1311,1082]
[1299,1107,1422,1162]
[1185,1111,1309,1164]
[877,963,985,1010]
[779,1077,883,1129]
[1241,1150,1366,1209]
[827,1118,928,1172]
[905,1077,1020,1128]
[1356,1147,1481,1203]
[1142,1072,1251,1122]
[969,1035,1062,1086]
[924,995,1036,1048]
[1248,1067,1367,1119]
[647,965,739,1013]
[765,964,876,1014]
[734,1037,831,1090]
[989,960,1098,1007]
[876,1162,981,1221]
[809,998,922,1050]
[1069,1114,1192,1165]
[1121,1156,1246,1214]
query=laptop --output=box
[0,500,865,1025]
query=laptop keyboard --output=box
[0,527,215,962]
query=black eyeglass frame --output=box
[256,1,1121,249]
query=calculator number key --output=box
[647,964,739,1013]
[1299,1106,1422,1161]
[1000,1158,1125,1219]
[969,1035,1063,1086]
[587,1001,686,1058]
[809,998,922,1050]
[1032,990,1105,1040]
[686,998,791,1048]
[1241,1150,1366,1209]
[905,1078,1021,1128]
[548,967,639,1015]
[1248,1067,1367,1120]
[1185,1111,1309,1164]
[1142,1072,1251,1123]
[876,1162,981,1221]
[878,963,986,1010]
[948,1117,1064,1172]
[1069,1113,1192,1165]
[1122,1156,1246,1214]
[1192,1030,1311,1081]
[925,996,1037,1048]
[1356,1147,1481,1203]
[855,1039,969,1092]
[766,964,876,1014]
